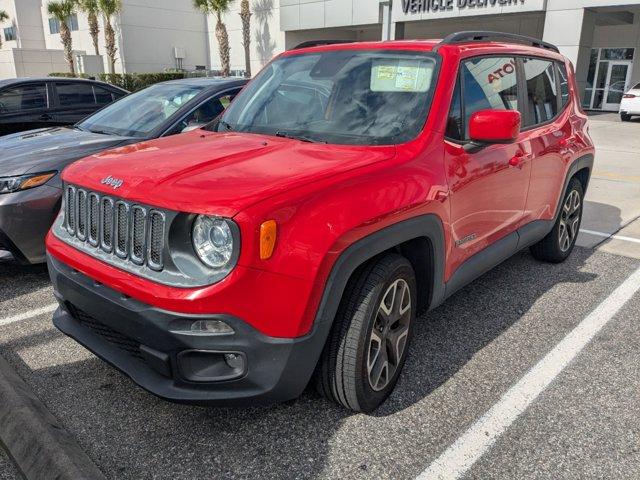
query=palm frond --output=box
[98,0,123,17]
[75,0,100,14]
[47,0,76,21]
[0,10,9,22]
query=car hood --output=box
[63,130,397,217]
[0,127,130,178]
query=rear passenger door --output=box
[0,82,55,135]
[444,56,531,271]
[52,81,102,125]
[519,58,571,225]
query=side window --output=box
[0,84,47,113]
[523,58,559,126]
[56,83,96,107]
[93,86,115,105]
[446,76,463,140]
[557,63,570,107]
[461,57,519,139]
[168,93,237,135]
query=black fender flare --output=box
[313,214,447,331]
[554,154,594,222]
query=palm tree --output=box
[98,0,122,74]
[0,11,9,50]
[193,0,233,77]
[47,0,77,75]
[76,0,100,55]
[239,0,251,77]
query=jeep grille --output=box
[63,185,166,271]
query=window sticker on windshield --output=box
[371,59,433,92]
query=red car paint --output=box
[47,40,594,340]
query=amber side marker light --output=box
[260,220,277,260]
[15,172,57,191]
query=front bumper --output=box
[48,254,330,406]
[0,185,61,264]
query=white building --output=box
[0,0,210,78]
[207,0,640,112]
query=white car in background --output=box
[620,82,640,121]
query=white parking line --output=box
[0,304,58,327]
[580,229,640,245]
[417,266,640,480]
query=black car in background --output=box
[0,77,248,264]
[0,77,128,136]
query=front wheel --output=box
[621,113,632,122]
[315,254,417,413]
[530,177,584,263]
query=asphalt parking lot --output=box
[1,114,640,480]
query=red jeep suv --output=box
[46,32,594,412]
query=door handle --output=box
[39,113,53,120]
[509,151,531,168]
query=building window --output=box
[48,14,79,34]
[49,18,60,34]
[3,27,15,42]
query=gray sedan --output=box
[0,77,247,264]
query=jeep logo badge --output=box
[101,175,124,190]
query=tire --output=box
[530,177,584,263]
[621,113,632,122]
[315,253,417,413]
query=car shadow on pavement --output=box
[375,246,598,417]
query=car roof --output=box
[0,76,128,91]
[159,77,249,90]
[284,39,566,61]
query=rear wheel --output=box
[621,113,632,122]
[315,253,417,413]
[530,177,584,263]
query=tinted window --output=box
[446,77,463,140]
[0,84,47,113]
[214,50,438,145]
[93,86,114,105]
[557,63,570,107]
[461,57,518,138]
[57,83,95,106]
[49,18,59,34]
[523,58,558,126]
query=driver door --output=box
[444,56,531,272]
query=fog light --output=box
[224,353,244,369]
[190,320,234,335]
[170,319,234,336]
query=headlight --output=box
[192,215,236,269]
[0,172,56,194]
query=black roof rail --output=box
[436,31,560,53]
[292,40,354,50]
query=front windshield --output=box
[78,83,205,137]
[211,50,438,145]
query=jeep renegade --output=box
[46,32,594,412]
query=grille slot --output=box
[61,184,166,271]
[88,193,100,247]
[67,303,144,360]
[131,206,147,265]
[100,197,115,253]
[76,190,88,241]
[147,211,165,271]
[65,186,76,235]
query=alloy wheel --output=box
[367,278,412,392]
[559,189,581,252]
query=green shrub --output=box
[48,72,92,79]
[48,72,186,92]
[97,73,186,91]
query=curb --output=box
[0,354,107,480]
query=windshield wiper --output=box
[275,131,326,144]
[218,120,234,132]
[88,128,116,136]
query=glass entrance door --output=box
[603,61,632,111]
